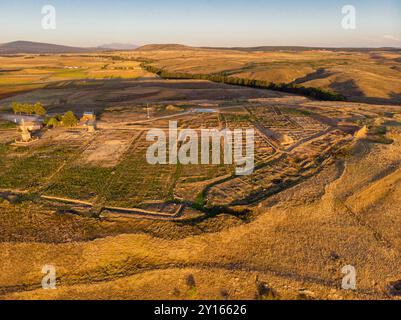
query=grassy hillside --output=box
[2,136,401,300]
[131,46,401,105]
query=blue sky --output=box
[0,0,400,47]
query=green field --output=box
[0,143,77,190]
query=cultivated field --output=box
[0,54,155,101]
[0,51,401,300]
[129,45,401,105]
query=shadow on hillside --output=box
[351,91,401,106]
[327,79,401,106]
[45,78,243,90]
[389,91,401,102]
[329,79,365,98]
[291,68,333,85]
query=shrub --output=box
[61,111,78,127]
[46,117,61,128]
[33,102,46,116]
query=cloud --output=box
[383,35,401,42]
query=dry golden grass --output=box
[2,48,400,104]
[0,54,155,100]
[127,47,401,104]
[1,134,401,300]
[1,51,401,300]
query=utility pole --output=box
[147,103,150,119]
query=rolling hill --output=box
[136,44,196,51]
[98,43,139,50]
[132,44,401,105]
[0,41,105,54]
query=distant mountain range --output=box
[136,44,401,53]
[204,46,401,52]
[0,41,399,55]
[0,41,97,54]
[0,41,138,54]
[97,43,139,50]
[135,44,195,51]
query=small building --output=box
[79,112,97,132]
[80,111,96,122]
[18,119,43,142]
[20,120,42,132]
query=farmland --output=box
[130,45,401,105]
[0,54,155,101]
[0,50,401,300]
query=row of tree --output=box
[12,102,78,127]
[141,64,346,101]
[43,111,78,128]
[11,102,47,116]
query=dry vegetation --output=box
[0,50,401,300]
[0,54,155,101]
[128,46,401,105]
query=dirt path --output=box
[284,127,334,152]
[40,195,93,207]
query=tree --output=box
[11,102,48,115]
[11,102,21,114]
[33,102,46,116]
[23,103,34,115]
[61,111,78,127]
[46,117,61,128]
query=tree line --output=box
[141,64,346,101]
[44,111,78,128]
[11,102,78,127]
[12,102,78,128]
[12,102,47,116]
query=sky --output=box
[0,0,400,47]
